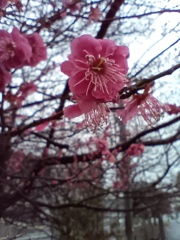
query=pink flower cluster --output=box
[0,27,47,92]
[61,34,129,130]
[95,138,115,161]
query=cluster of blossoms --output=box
[0,27,47,92]
[61,34,129,130]
[88,137,116,162]
[61,35,180,130]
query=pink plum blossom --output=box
[61,34,129,129]
[0,27,32,69]
[61,35,129,102]
[0,27,46,69]
[0,64,11,91]
[62,0,81,12]
[88,6,102,23]
[117,84,166,125]
[24,32,47,67]
[126,143,145,156]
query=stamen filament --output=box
[74,52,127,96]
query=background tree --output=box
[0,0,180,239]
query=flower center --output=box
[6,42,16,55]
[91,57,105,73]
[74,51,127,96]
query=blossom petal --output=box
[70,34,102,59]
[117,99,138,123]
[68,71,92,95]
[116,46,129,58]
[60,60,76,77]
[64,104,82,118]
[78,99,96,113]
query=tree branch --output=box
[96,0,124,39]
[120,63,180,99]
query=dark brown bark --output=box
[96,0,124,39]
